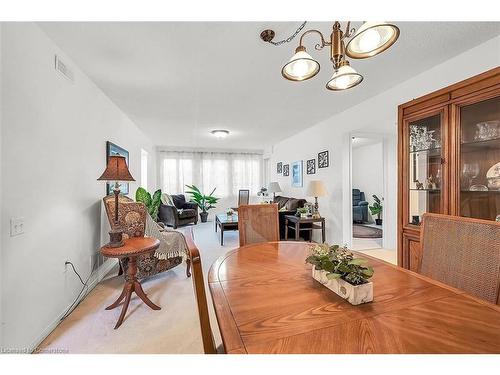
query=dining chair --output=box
[420,213,500,305]
[232,189,250,212]
[238,204,279,246]
[182,227,218,354]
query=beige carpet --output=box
[37,220,396,354]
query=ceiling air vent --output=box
[54,55,74,83]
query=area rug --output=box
[353,224,383,239]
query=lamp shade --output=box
[281,46,320,81]
[345,22,400,59]
[326,62,363,91]
[306,180,327,197]
[97,155,135,182]
[268,182,282,193]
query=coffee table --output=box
[285,215,326,243]
[215,214,238,245]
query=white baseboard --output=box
[28,258,118,352]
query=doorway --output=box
[350,136,384,251]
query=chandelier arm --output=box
[343,21,356,39]
[298,29,330,50]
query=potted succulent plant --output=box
[305,243,374,305]
[297,207,309,218]
[226,208,235,219]
[369,195,383,225]
[185,185,219,223]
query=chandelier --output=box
[273,22,400,91]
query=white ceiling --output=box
[39,22,499,150]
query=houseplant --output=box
[185,184,219,223]
[135,187,162,221]
[297,207,309,218]
[305,243,374,305]
[369,195,383,225]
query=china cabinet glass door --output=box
[407,112,445,226]
[459,95,500,221]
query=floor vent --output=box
[54,55,74,83]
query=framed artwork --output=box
[318,150,329,168]
[291,161,303,187]
[277,162,283,174]
[283,164,290,176]
[306,159,316,174]
[106,141,130,195]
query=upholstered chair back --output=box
[103,195,146,239]
[421,213,500,305]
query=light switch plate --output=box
[10,217,25,236]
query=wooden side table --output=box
[100,237,161,329]
[284,215,326,243]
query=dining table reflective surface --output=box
[208,241,500,354]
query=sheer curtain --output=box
[158,150,263,201]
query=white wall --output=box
[352,141,383,223]
[0,23,157,350]
[270,35,500,250]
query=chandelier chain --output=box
[267,21,307,46]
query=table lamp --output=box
[306,180,327,218]
[268,182,282,202]
[97,155,135,247]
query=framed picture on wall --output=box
[318,150,329,168]
[306,159,316,174]
[277,162,283,174]
[283,164,289,176]
[291,160,303,187]
[106,141,130,195]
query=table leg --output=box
[295,221,299,241]
[107,255,161,330]
[221,225,224,246]
[285,218,289,240]
[322,221,326,243]
[215,218,218,232]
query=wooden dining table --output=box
[208,241,500,354]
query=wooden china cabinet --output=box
[398,67,500,272]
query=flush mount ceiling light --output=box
[265,21,399,91]
[211,129,230,139]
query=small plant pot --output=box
[300,213,308,218]
[312,267,373,305]
[375,219,382,226]
[200,211,209,223]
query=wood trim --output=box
[399,67,500,111]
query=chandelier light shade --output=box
[345,22,400,59]
[272,21,399,91]
[281,46,320,81]
[211,129,230,139]
[326,62,363,91]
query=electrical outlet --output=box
[63,259,70,273]
[10,217,25,237]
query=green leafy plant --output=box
[185,185,219,213]
[305,243,374,286]
[297,207,309,216]
[135,187,162,221]
[369,195,383,220]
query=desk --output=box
[208,241,500,353]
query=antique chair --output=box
[352,189,369,223]
[159,194,198,229]
[183,227,218,354]
[238,204,279,246]
[232,189,250,211]
[420,213,500,305]
[103,195,190,279]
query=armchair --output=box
[103,195,188,279]
[352,189,369,223]
[159,194,198,229]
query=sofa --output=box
[159,194,198,228]
[353,189,369,223]
[273,195,310,240]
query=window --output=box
[140,149,148,189]
[158,150,263,198]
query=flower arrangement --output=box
[305,243,374,286]
[226,208,235,216]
